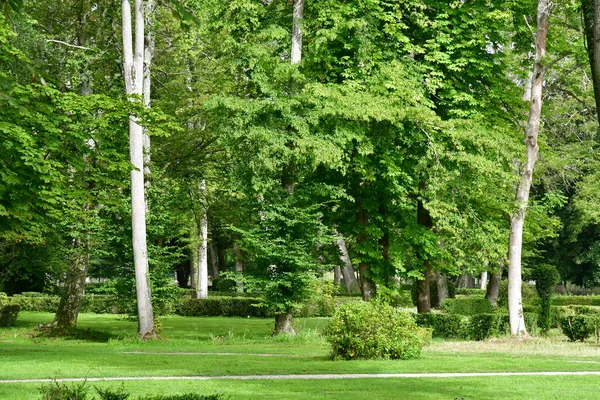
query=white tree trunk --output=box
[291,0,303,65]
[480,271,488,290]
[122,0,155,339]
[142,0,154,173]
[508,0,551,336]
[197,180,209,299]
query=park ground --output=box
[2,312,600,399]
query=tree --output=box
[508,0,552,336]
[121,0,155,339]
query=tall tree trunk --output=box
[335,233,360,295]
[583,0,600,121]
[480,271,488,290]
[486,260,503,307]
[416,186,433,313]
[290,0,303,65]
[457,274,475,288]
[54,239,89,327]
[357,206,376,301]
[122,0,155,339]
[142,0,154,174]
[435,271,449,306]
[233,240,244,293]
[193,180,209,299]
[190,247,198,295]
[508,0,550,336]
[217,243,226,273]
[209,241,219,280]
[273,0,304,335]
[333,265,342,286]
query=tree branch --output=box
[46,39,93,51]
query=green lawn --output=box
[1,312,600,399]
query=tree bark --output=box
[194,180,209,299]
[122,0,155,339]
[142,0,154,174]
[335,233,360,295]
[416,185,433,313]
[435,271,449,306]
[232,240,244,293]
[290,0,303,65]
[508,0,550,336]
[417,262,432,313]
[457,274,475,288]
[357,205,376,301]
[583,0,600,121]
[333,265,342,286]
[209,241,219,280]
[480,271,488,290]
[54,239,89,328]
[486,261,503,307]
[274,312,295,335]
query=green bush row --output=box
[0,305,20,327]
[440,298,495,315]
[415,312,539,340]
[551,296,600,306]
[454,288,486,297]
[0,295,126,314]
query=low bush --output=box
[552,296,600,306]
[467,313,508,341]
[414,313,466,339]
[560,315,599,342]
[441,298,495,315]
[325,301,430,360]
[0,304,20,327]
[455,288,486,297]
[9,295,60,312]
[498,281,539,307]
[40,380,89,400]
[175,297,269,318]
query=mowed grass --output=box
[1,311,600,399]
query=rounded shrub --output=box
[324,301,430,360]
[560,315,598,342]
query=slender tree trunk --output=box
[54,239,89,327]
[142,0,154,174]
[122,0,155,339]
[273,0,304,335]
[486,261,503,307]
[416,186,433,313]
[357,205,376,301]
[232,240,244,293]
[217,243,226,272]
[290,0,303,65]
[333,265,342,286]
[435,271,449,306]
[209,241,219,280]
[417,262,432,313]
[335,233,360,295]
[190,247,198,295]
[193,180,208,299]
[508,0,551,336]
[583,0,600,121]
[480,271,488,290]
[457,274,475,288]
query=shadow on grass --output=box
[30,325,118,343]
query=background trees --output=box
[2,0,600,337]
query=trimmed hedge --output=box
[552,296,600,306]
[415,312,539,340]
[0,304,20,327]
[455,288,486,297]
[414,313,465,339]
[441,298,495,315]
[175,297,269,318]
